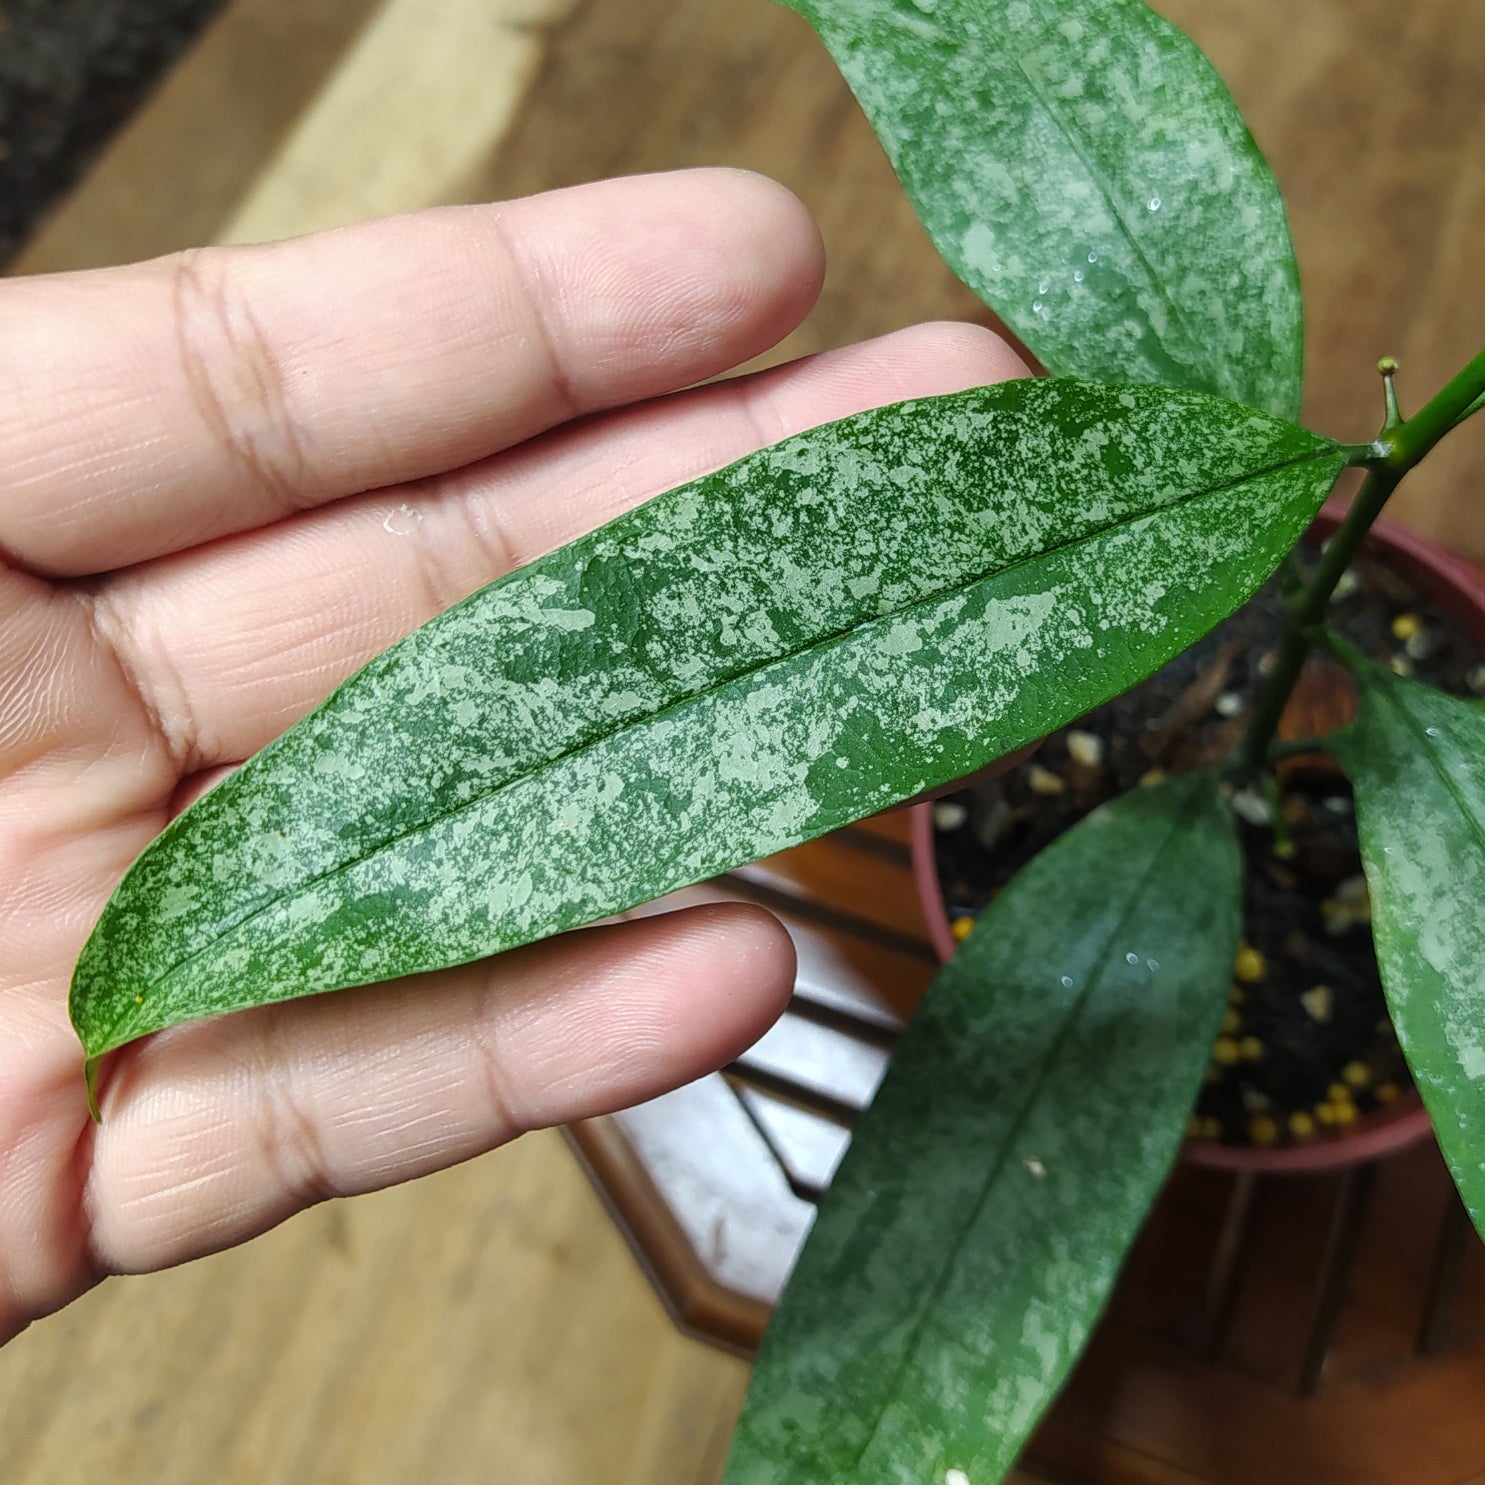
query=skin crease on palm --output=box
[0,168,1027,1346]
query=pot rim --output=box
[908,501,1483,1174]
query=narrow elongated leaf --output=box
[726,770,1241,1485]
[1332,652,1485,1235]
[786,0,1303,418]
[72,380,1342,1068]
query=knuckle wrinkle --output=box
[171,249,310,509]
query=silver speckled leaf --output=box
[1334,652,1485,1237]
[71,380,1341,1069]
[726,770,1241,1485]
[787,0,1303,418]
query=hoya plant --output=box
[68,0,1484,1480]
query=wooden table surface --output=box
[4,1,1483,1482]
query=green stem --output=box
[1234,462,1397,771]
[1452,390,1485,435]
[1235,345,1485,773]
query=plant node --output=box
[1378,356,1404,432]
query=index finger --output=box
[0,170,824,578]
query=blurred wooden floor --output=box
[4,1,1483,1481]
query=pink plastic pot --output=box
[910,502,1485,1173]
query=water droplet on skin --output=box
[1148,196,1162,211]
[1060,975,1074,989]
[382,502,422,535]
[1125,951,1140,966]
[1073,270,1084,282]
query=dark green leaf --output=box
[785,0,1303,418]
[1332,652,1485,1236]
[726,770,1241,1485]
[71,380,1341,1065]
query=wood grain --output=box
[10,0,384,271]
[0,1129,750,1485]
[219,0,582,244]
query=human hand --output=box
[0,169,1026,1343]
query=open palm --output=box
[0,170,1021,1344]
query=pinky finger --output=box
[82,903,794,1276]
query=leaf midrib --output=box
[839,789,1202,1474]
[1000,31,1238,405]
[95,440,1337,1051]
